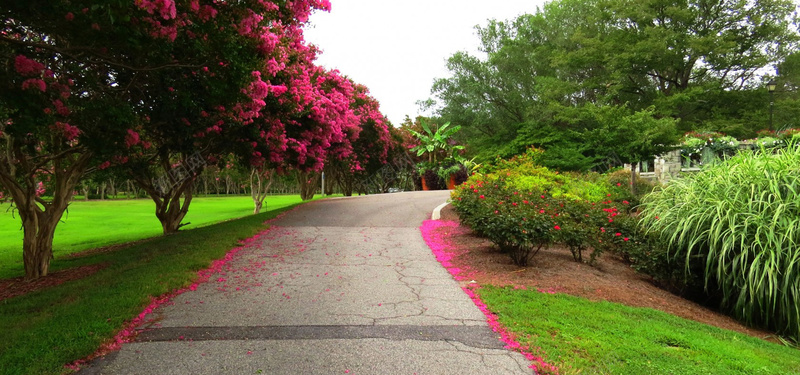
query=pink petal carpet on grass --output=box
[419,219,559,375]
[65,210,295,372]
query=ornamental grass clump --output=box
[639,144,800,341]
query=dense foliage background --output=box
[429,0,800,170]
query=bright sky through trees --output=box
[305,0,547,125]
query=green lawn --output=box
[0,195,313,279]
[0,199,307,375]
[478,286,800,375]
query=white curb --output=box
[431,202,449,220]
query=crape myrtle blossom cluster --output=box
[0,0,388,280]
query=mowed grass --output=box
[0,195,311,279]
[478,286,800,375]
[0,198,308,375]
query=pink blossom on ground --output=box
[64,209,299,372]
[420,219,559,375]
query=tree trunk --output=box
[108,178,116,199]
[323,166,337,196]
[0,149,92,279]
[19,208,61,279]
[152,179,194,234]
[630,166,638,197]
[132,153,203,235]
[296,171,319,201]
[340,174,354,196]
[251,168,274,214]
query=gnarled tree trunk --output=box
[337,171,355,196]
[81,182,90,201]
[133,152,203,235]
[250,168,274,214]
[296,171,319,201]
[19,208,60,279]
[323,165,337,196]
[154,181,193,234]
[0,148,92,279]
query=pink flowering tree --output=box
[287,67,362,200]
[110,0,332,233]
[325,82,393,195]
[0,0,331,278]
[239,30,362,201]
[1,4,143,279]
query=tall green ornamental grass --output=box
[639,144,800,341]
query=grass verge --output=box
[0,202,301,375]
[0,195,314,278]
[478,286,800,375]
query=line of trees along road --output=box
[0,1,398,279]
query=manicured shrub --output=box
[639,144,800,341]
[479,147,545,175]
[603,168,658,207]
[452,158,644,267]
[604,213,697,294]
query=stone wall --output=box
[644,142,754,184]
[653,150,683,184]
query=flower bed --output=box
[451,158,648,267]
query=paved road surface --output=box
[84,191,532,374]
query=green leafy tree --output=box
[430,0,799,167]
[588,106,679,194]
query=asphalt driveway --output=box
[84,191,531,374]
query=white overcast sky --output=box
[304,0,548,125]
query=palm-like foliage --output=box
[408,121,463,163]
[639,144,800,341]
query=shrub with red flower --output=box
[451,155,655,267]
